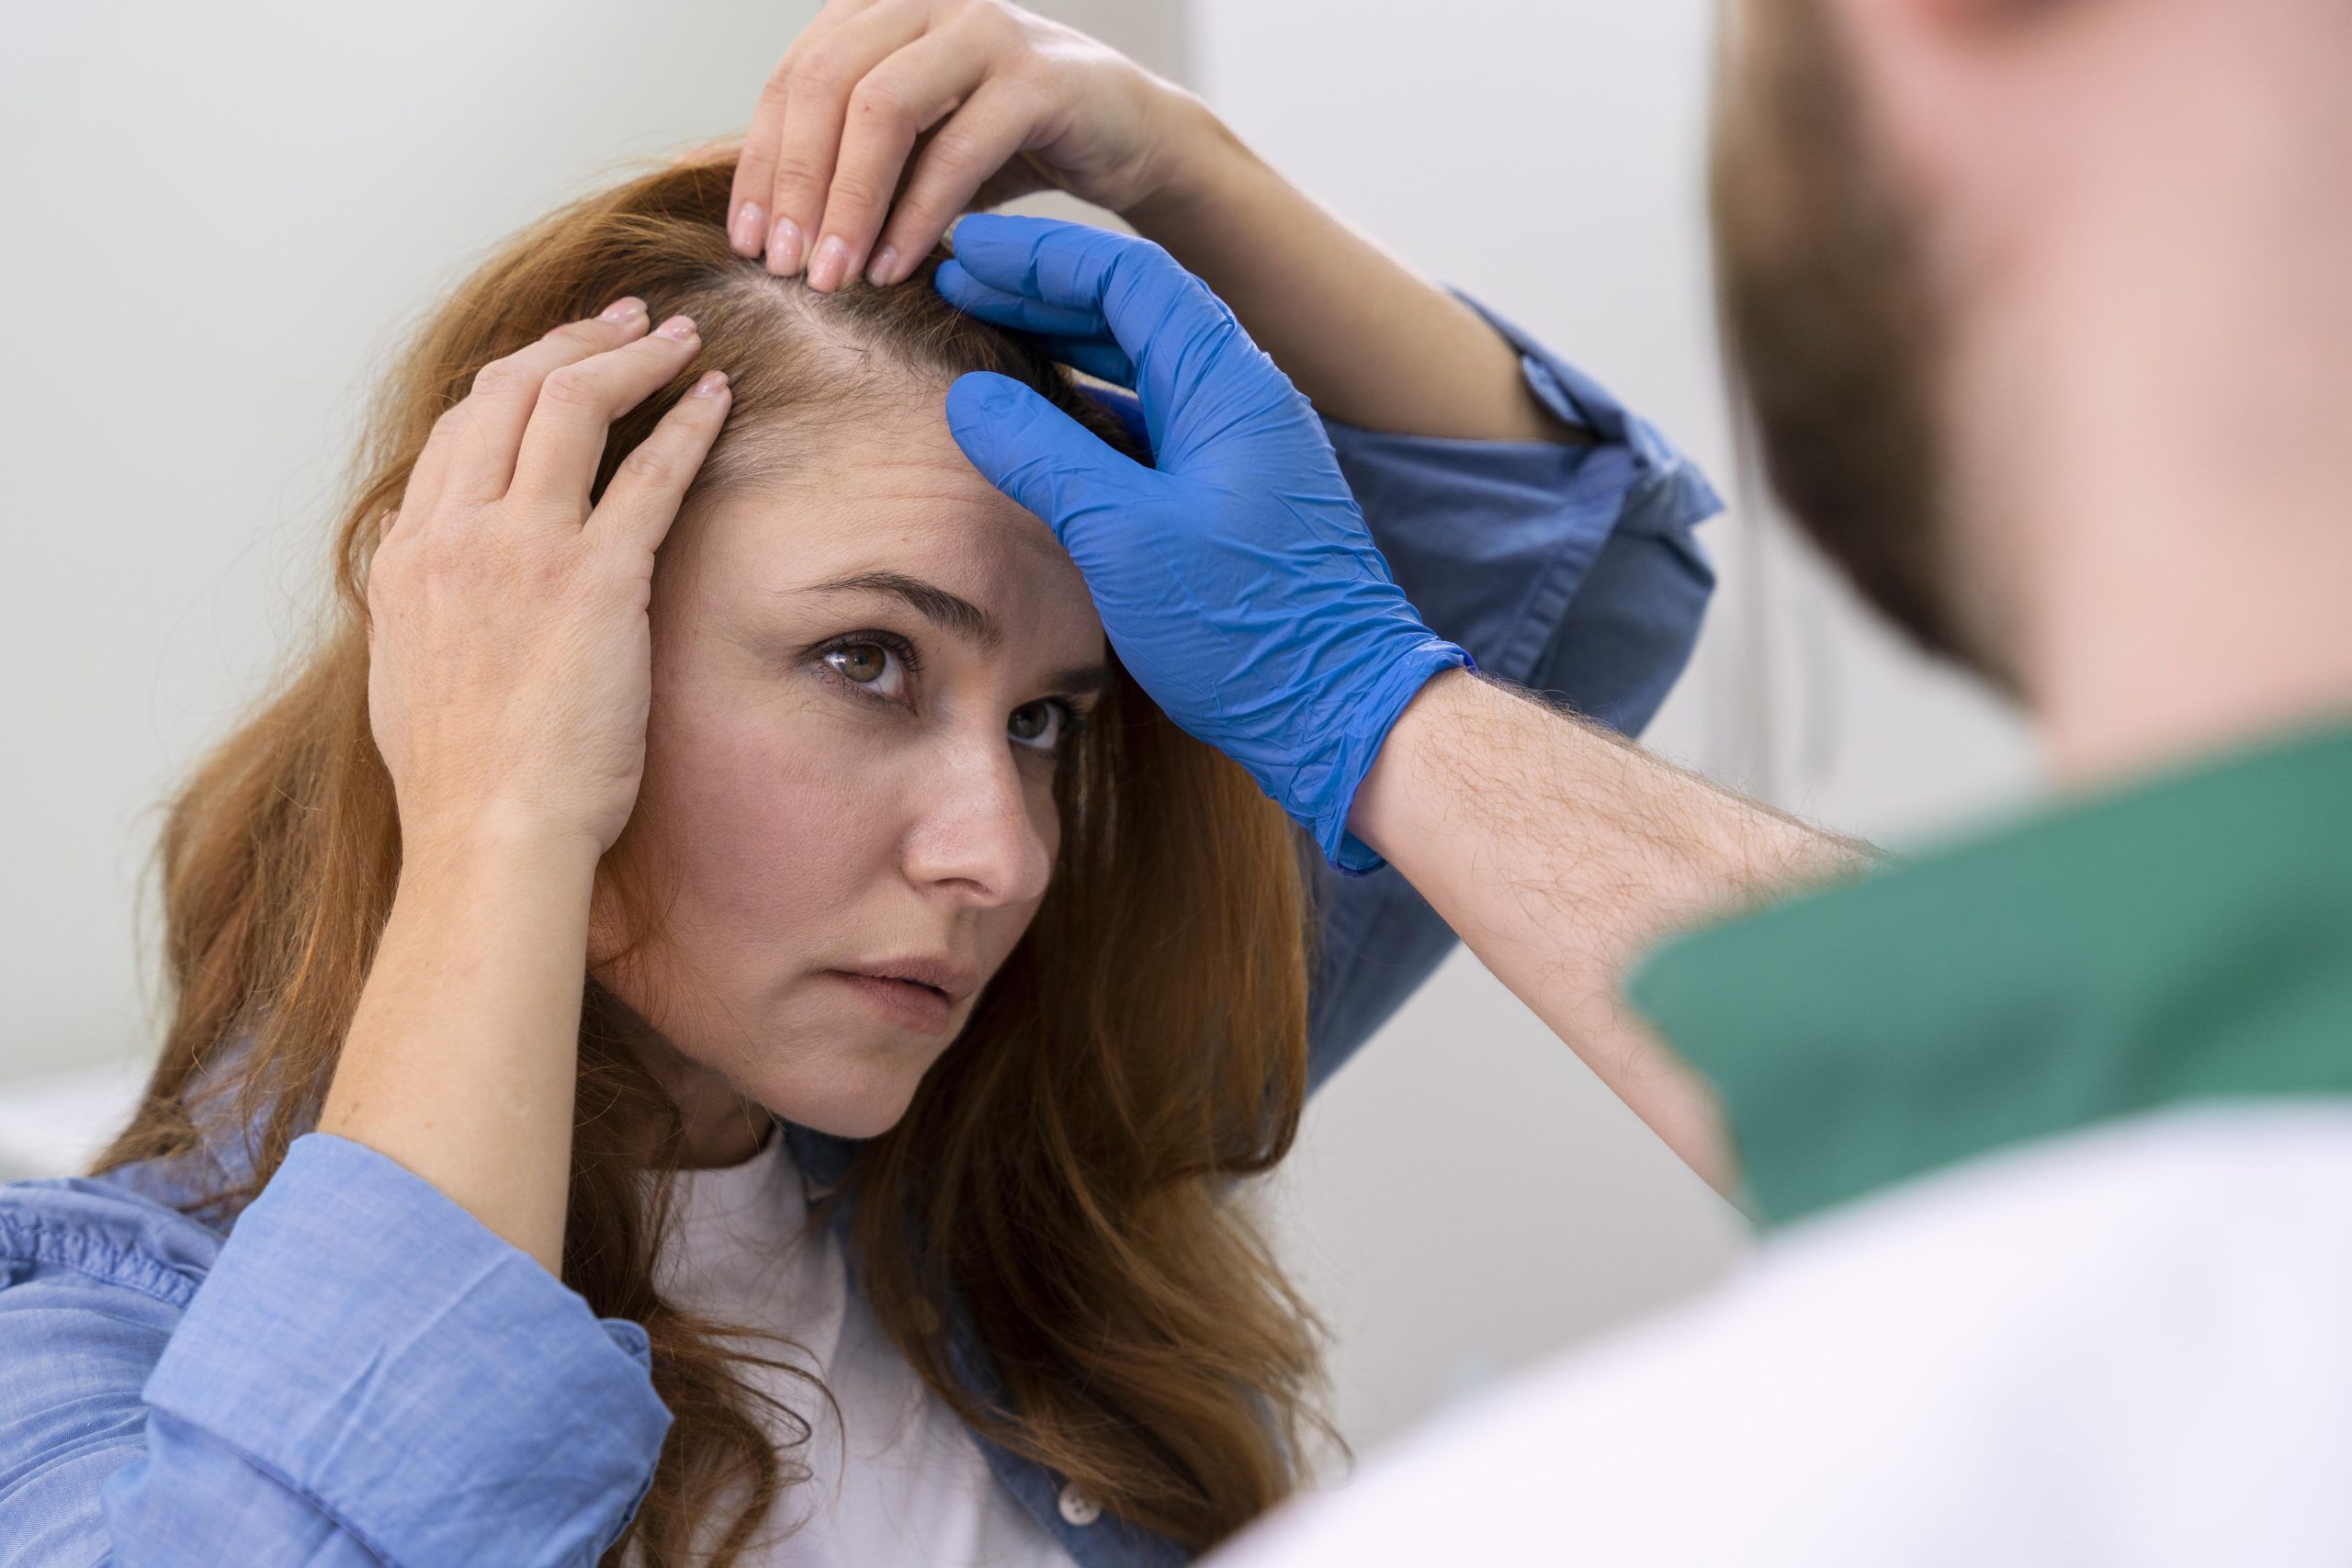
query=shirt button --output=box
[1057,1483,1102,1527]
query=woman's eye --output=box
[1008,700,1066,751]
[823,641,908,699]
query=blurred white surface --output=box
[0,1060,149,1182]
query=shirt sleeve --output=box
[1303,290,1724,1092]
[0,1133,672,1567]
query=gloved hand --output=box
[935,214,1473,874]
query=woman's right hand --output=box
[366,299,730,859]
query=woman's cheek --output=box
[654,692,890,937]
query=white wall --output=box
[5,0,2038,1476]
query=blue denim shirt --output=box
[0,297,1721,1567]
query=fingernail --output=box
[600,296,646,321]
[809,235,850,292]
[767,216,804,276]
[730,201,766,256]
[866,244,899,287]
[691,369,730,397]
[654,314,697,341]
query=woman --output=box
[0,6,1720,1565]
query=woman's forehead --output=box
[689,425,1100,642]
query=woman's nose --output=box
[899,740,1054,908]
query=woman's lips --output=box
[824,969,954,1032]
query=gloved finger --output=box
[1038,333,1136,390]
[943,371,1158,558]
[934,258,1106,339]
[936,259,1136,386]
[944,214,1256,454]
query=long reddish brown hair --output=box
[95,152,1329,1563]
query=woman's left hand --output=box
[725,0,1210,292]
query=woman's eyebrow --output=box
[800,570,1001,649]
[797,570,1111,694]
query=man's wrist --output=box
[1343,664,1482,866]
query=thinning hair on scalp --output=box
[96,152,1330,1563]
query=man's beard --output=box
[1709,1,2019,694]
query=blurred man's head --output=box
[1711,0,1984,681]
[1709,0,2352,769]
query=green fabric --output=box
[1624,716,2352,1227]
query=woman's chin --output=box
[747,1056,926,1140]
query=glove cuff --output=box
[1313,638,1477,877]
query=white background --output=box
[2,0,2038,1465]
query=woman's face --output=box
[598,396,1109,1145]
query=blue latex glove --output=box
[935,214,1473,875]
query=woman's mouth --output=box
[823,969,956,1032]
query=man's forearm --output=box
[1350,669,1874,1192]
[1127,98,1584,446]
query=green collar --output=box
[1625,716,2352,1226]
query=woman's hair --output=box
[94,152,1329,1562]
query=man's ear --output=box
[1824,0,2058,172]
[1871,0,2073,40]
